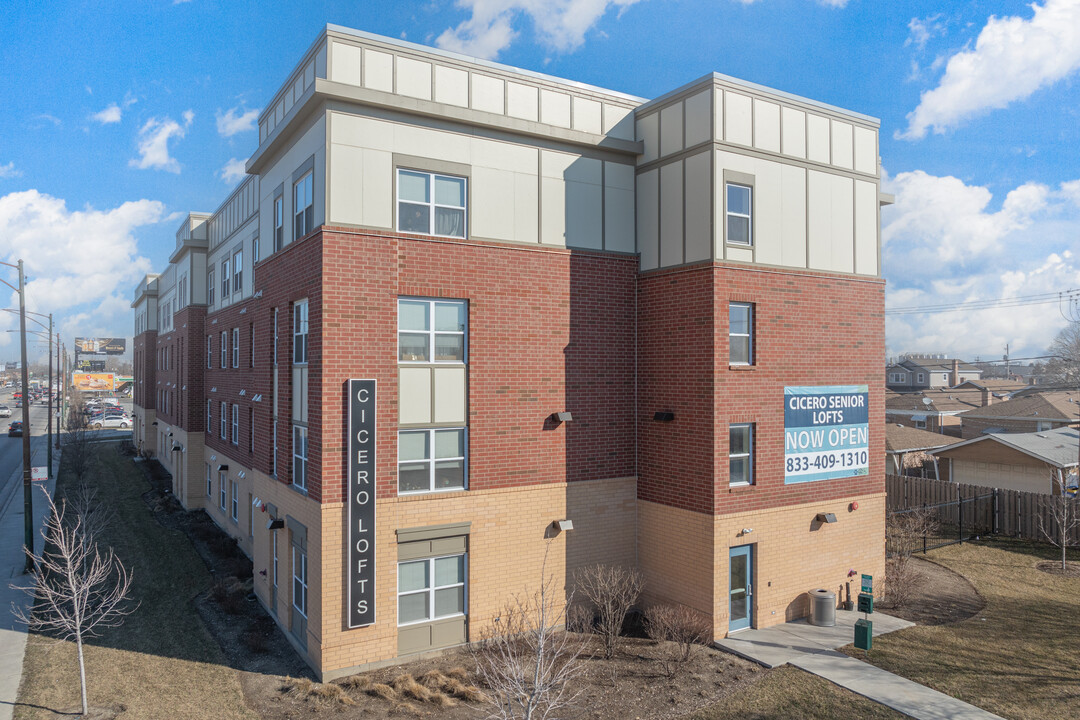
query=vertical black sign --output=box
[348,380,376,627]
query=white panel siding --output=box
[781,107,806,158]
[684,151,711,263]
[400,368,432,424]
[752,159,783,266]
[363,149,393,228]
[605,162,636,253]
[724,92,753,147]
[853,126,876,175]
[854,179,878,275]
[541,150,572,247]
[573,96,602,134]
[637,169,659,270]
[604,104,635,140]
[659,161,684,267]
[329,144,364,226]
[753,99,780,153]
[684,90,711,148]
[831,174,854,272]
[780,164,807,268]
[364,49,394,92]
[660,102,684,158]
[396,57,432,100]
[807,170,830,270]
[831,121,853,169]
[514,171,539,244]
[713,88,724,141]
[433,368,467,425]
[808,170,854,273]
[471,74,505,115]
[472,166,516,241]
[807,114,830,164]
[434,65,469,107]
[637,112,659,164]
[507,82,539,121]
[330,41,361,86]
[540,89,571,128]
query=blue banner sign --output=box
[784,385,869,483]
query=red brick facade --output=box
[133,330,156,410]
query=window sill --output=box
[728,483,756,493]
[290,484,309,497]
[397,488,469,500]
[729,364,757,371]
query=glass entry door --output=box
[729,545,753,632]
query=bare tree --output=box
[1040,470,1080,571]
[573,564,644,659]
[883,506,940,607]
[474,548,585,720]
[10,489,135,717]
[1042,321,1080,385]
[644,604,711,678]
[64,409,93,484]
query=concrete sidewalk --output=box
[0,437,60,720]
[715,609,1005,720]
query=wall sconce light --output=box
[266,518,285,531]
[210,455,217,461]
[551,411,573,423]
[238,389,246,396]
[238,471,246,479]
[552,519,574,532]
[218,464,229,472]
[171,444,182,452]
[653,411,675,422]
[815,513,837,524]
[151,421,158,426]
[740,528,753,535]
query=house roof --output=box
[952,379,1027,394]
[933,426,1080,469]
[885,424,953,453]
[901,357,982,374]
[885,389,981,414]
[957,391,1080,421]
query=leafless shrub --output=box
[1040,471,1080,571]
[281,676,355,705]
[883,506,939,607]
[474,548,586,720]
[339,674,371,691]
[573,564,644,659]
[367,683,398,702]
[10,489,135,717]
[644,604,711,678]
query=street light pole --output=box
[55,333,61,450]
[17,260,33,573]
[46,313,52,478]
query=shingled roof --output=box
[958,390,1080,421]
[885,424,953,453]
[885,388,982,414]
[933,426,1080,469]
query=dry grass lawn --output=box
[841,538,1080,720]
[14,445,257,720]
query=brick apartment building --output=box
[132,25,888,680]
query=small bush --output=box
[241,621,269,654]
[367,683,398,702]
[645,604,711,678]
[574,564,645,659]
[281,676,354,705]
[339,674,371,691]
[391,674,435,702]
[219,556,253,580]
[417,669,486,703]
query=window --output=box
[221,258,231,298]
[398,428,467,493]
[206,399,212,430]
[206,463,212,497]
[889,373,903,383]
[398,299,466,363]
[208,269,215,305]
[272,530,279,589]
[729,423,754,486]
[293,300,309,364]
[914,418,927,430]
[729,303,754,365]
[1036,421,1052,432]
[249,408,255,452]
[219,472,227,511]
[232,249,243,294]
[917,373,926,383]
[397,554,466,626]
[248,494,254,538]
[232,327,240,368]
[220,401,227,439]
[230,481,238,522]
[253,233,260,264]
[293,425,308,490]
[292,545,308,618]
[207,335,212,369]
[726,183,752,246]
[249,324,255,368]
[293,171,313,238]
[220,331,227,369]
[274,196,284,252]
[397,169,467,238]
[231,404,239,445]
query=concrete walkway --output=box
[0,437,60,720]
[716,609,1005,720]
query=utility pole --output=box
[1004,344,1010,378]
[55,332,61,449]
[46,313,52,478]
[17,260,33,573]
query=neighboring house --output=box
[885,424,952,479]
[956,391,1080,439]
[885,389,980,435]
[932,427,1079,495]
[950,378,1027,398]
[886,356,982,392]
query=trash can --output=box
[808,588,836,627]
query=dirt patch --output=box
[876,556,984,625]
[1035,560,1080,577]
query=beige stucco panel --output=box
[363,49,394,93]
[329,41,362,87]
[781,107,806,159]
[637,168,659,270]
[432,367,467,425]
[854,179,878,276]
[831,120,854,170]
[684,151,712,263]
[853,125,877,176]
[507,82,539,122]
[398,367,432,425]
[434,65,469,108]
[724,91,753,147]
[753,99,781,154]
[684,89,712,148]
[660,102,684,158]
[540,89,571,128]
[659,161,684,267]
[636,112,659,164]
[471,73,505,115]
[572,96,602,135]
[806,114,830,165]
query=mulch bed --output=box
[875,556,985,625]
[1035,560,1080,577]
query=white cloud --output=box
[0,162,20,179]
[905,14,943,51]
[883,169,1080,359]
[215,106,259,137]
[91,104,122,124]
[900,0,1080,140]
[436,0,644,59]
[129,111,193,173]
[219,157,247,184]
[0,190,161,321]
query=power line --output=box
[885,289,1080,316]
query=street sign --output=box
[861,574,873,594]
[30,466,47,482]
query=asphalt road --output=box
[0,392,54,518]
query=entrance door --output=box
[729,545,753,632]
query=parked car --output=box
[88,416,131,430]
[8,421,22,437]
[0,405,10,418]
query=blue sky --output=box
[2,0,1079,364]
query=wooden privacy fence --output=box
[886,474,1080,547]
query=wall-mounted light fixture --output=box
[238,389,246,396]
[171,444,182,452]
[551,411,573,423]
[653,411,675,422]
[552,519,574,532]
[815,513,837,524]
[218,464,229,472]
[266,518,285,531]
[740,528,753,535]
[151,421,158,426]
[239,307,247,315]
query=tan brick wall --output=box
[637,500,715,617]
[171,428,205,511]
[713,492,885,636]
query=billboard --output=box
[784,385,869,484]
[71,373,116,392]
[76,359,107,373]
[75,337,126,355]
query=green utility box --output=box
[857,592,874,614]
[854,619,872,651]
